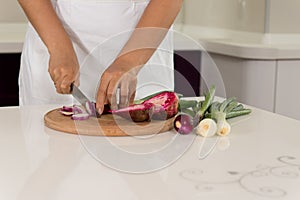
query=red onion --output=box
[59,105,91,120]
[61,106,74,112]
[173,114,194,135]
[72,105,85,114]
[71,113,90,121]
[85,101,96,116]
[59,110,74,116]
[59,106,74,116]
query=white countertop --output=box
[1,102,300,200]
[2,23,300,59]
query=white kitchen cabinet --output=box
[200,53,300,121]
[275,60,300,121]
[201,53,277,112]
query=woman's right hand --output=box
[48,45,80,94]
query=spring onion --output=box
[196,118,217,137]
[194,85,216,125]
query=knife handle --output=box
[70,82,74,93]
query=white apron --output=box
[19,0,174,106]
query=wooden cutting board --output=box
[44,108,175,136]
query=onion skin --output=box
[143,91,179,120]
[173,114,194,135]
[110,103,154,122]
[111,91,179,122]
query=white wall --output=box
[2,0,300,34]
[268,0,300,33]
[0,0,27,22]
[182,0,266,33]
[1,0,183,23]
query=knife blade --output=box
[70,83,99,117]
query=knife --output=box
[70,83,99,117]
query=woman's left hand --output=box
[96,58,140,114]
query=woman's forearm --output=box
[117,0,183,68]
[136,0,183,28]
[18,0,80,94]
[18,0,74,54]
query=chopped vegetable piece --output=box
[71,113,90,120]
[73,105,85,114]
[61,106,74,113]
[59,110,74,116]
[85,101,96,116]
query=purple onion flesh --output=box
[71,113,90,121]
[85,101,96,116]
[61,106,74,113]
[173,114,194,135]
[72,105,85,114]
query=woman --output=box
[18,0,183,114]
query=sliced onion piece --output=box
[59,110,74,116]
[73,105,85,114]
[61,105,74,113]
[85,101,96,116]
[71,113,90,121]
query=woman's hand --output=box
[96,0,183,114]
[19,0,81,94]
[48,46,80,94]
[96,57,140,114]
